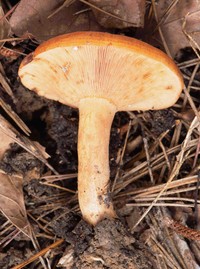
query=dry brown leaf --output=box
[86,0,146,28]
[0,173,31,237]
[0,128,31,237]
[0,65,14,98]
[0,115,55,236]
[156,0,200,57]
[0,6,11,47]
[9,0,103,41]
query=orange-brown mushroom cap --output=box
[19,31,183,111]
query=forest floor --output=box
[0,1,200,268]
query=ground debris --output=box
[57,218,153,269]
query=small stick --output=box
[11,239,64,269]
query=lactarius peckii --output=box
[19,32,183,226]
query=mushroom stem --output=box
[78,98,117,225]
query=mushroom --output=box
[18,32,183,226]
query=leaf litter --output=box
[0,0,200,268]
[0,121,30,237]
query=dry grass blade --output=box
[0,6,11,48]
[111,120,132,192]
[40,173,77,183]
[117,175,198,198]
[151,0,172,57]
[0,36,33,43]
[148,235,181,268]
[0,114,58,174]
[79,0,139,26]
[0,97,31,135]
[0,227,22,249]
[40,181,76,194]
[156,0,179,28]
[0,46,27,58]
[0,2,19,21]
[127,112,200,231]
[40,173,77,194]
[178,58,200,69]
[11,238,64,269]
[47,0,75,18]
[183,87,200,122]
[182,11,200,58]
[142,135,154,183]
[182,63,199,109]
[154,0,200,58]
[146,208,197,269]
[127,203,197,208]
[115,138,198,195]
[0,63,14,98]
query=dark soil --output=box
[51,216,153,269]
